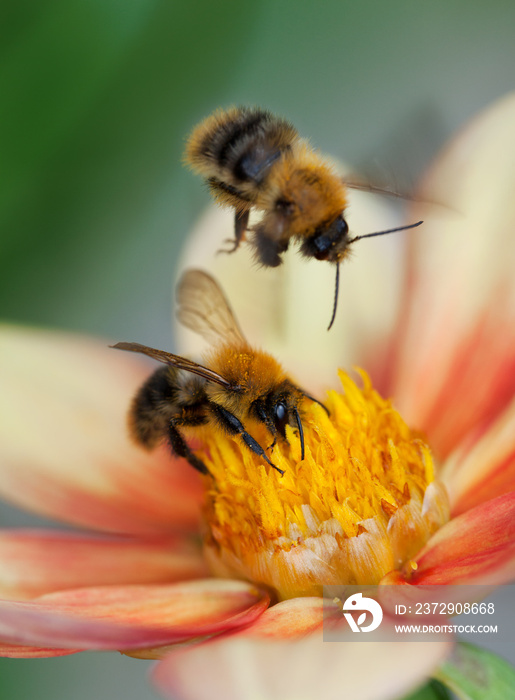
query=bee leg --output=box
[217,239,240,255]
[216,209,250,255]
[234,209,250,244]
[251,401,278,451]
[253,228,289,267]
[210,403,284,476]
[168,420,211,475]
[267,436,278,451]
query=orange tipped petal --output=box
[0,644,79,658]
[401,492,515,585]
[386,93,515,458]
[0,325,203,534]
[441,396,515,516]
[153,631,452,700]
[0,579,269,652]
[238,596,325,638]
[0,530,207,600]
[134,597,327,660]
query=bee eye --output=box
[301,216,349,261]
[311,234,331,259]
[274,401,288,435]
[336,216,349,237]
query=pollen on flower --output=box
[199,370,450,601]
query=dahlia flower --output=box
[1,94,515,700]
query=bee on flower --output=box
[1,94,515,700]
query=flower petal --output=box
[0,325,203,533]
[400,492,515,585]
[238,596,324,638]
[131,597,326,660]
[0,643,79,658]
[387,93,515,457]
[153,631,452,700]
[0,529,207,600]
[441,394,515,515]
[0,579,269,651]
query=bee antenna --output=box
[327,263,340,331]
[293,407,305,461]
[347,220,423,244]
[299,388,330,416]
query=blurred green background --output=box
[1,0,514,698]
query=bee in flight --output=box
[112,269,324,476]
[185,106,422,329]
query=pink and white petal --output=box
[134,597,327,660]
[0,325,203,534]
[153,630,452,700]
[385,93,515,458]
[0,530,207,600]
[441,394,515,515]
[399,492,515,585]
[137,597,327,660]
[0,643,79,658]
[238,596,325,638]
[177,189,404,394]
[0,579,269,651]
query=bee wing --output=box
[344,178,408,200]
[345,178,450,213]
[111,342,233,389]
[176,269,247,347]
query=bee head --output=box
[300,215,349,262]
[251,383,306,459]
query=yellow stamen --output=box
[200,370,449,601]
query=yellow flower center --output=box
[199,370,450,601]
